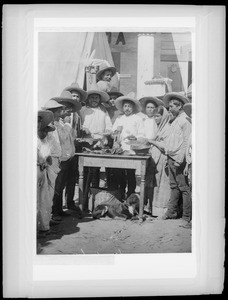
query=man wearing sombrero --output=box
[80,87,112,140]
[96,61,117,93]
[44,91,82,221]
[80,86,113,192]
[161,92,192,225]
[64,82,87,104]
[182,102,192,229]
[41,99,64,178]
[112,94,145,198]
[63,82,87,140]
[105,87,124,124]
[103,87,124,191]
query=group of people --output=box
[37,62,192,237]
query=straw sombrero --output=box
[38,110,54,130]
[51,91,82,112]
[108,87,123,98]
[139,96,164,111]
[157,95,164,101]
[96,61,116,82]
[42,99,65,110]
[115,93,142,113]
[86,89,110,104]
[183,103,192,118]
[63,82,87,102]
[163,92,189,106]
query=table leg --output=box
[78,157,84,213]
[83,168,92,212]
[139,161,147,223]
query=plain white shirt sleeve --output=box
[136,116,146,138]
[105,112,113,132]
[112,116,121,132]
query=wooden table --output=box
[76,152,151,222]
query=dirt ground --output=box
[37,178,191,255]
[37,210,192,255]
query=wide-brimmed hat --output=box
[38,110,54,130]
[139,96,164,111]
[115,92,142,113]
[51,91,82,112]
[42,99,65,110]
[86,84,110,102]
[156,95,164,101]
[108,87,123,98]
[63,82,87,102]
[183,103,192,118]
[163,92,189,106]
[96,61,116,82]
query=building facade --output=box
[107,32,192,98]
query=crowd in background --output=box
[37,62,192,238]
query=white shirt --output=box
[136,111,147,121]
[80,106,112,139]
[54,120,75,161]
[48,130,61,158]
[165,111,191,164]
[112,114,145,150]
[143,116,157,140]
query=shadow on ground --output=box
[36,210,96,254]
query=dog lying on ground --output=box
[92,192,140,221]
[126,193,139,216]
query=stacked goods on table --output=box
[125,139,151,156]
[75,133,150,156]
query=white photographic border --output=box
[3,4,225,297]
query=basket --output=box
[133,148,150,156]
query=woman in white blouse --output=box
[139,96,165,141]
[139,96,165,214]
